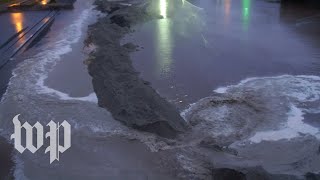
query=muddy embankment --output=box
[85,0,320,179]
[85,0,188,138]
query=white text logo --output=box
[11,114,71,164]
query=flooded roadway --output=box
[125,0,320,175]
[126,0,320,107]
[0,0,319,178]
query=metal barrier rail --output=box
[0,10,59,69]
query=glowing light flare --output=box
[11,13,24,33]
[159,0,167,19]
[8,3,20,7]
[41,0,49,5]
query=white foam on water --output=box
[212,75,320,143]
[29,7,97,103]
[36,75,98,103]
[0,70,19,104]
[214,75,320,96]
[214,76,263,94]
[250,104,320,143]
[180,102,197,120]
[2,7,99,180]
[214,87,228,94]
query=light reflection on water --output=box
[155,0,205,78]
[131,0,320,106]
[41,0,49,5]
[224,0,231,25]
[242,0,251,31]
[10,13,25,45]
[156,0,173,77]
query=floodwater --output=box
[0,2,95,99]
[0,0,320,178]
[127,0,320,107]
[125,0,320,175]
[0,0,177,179]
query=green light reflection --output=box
[242,0,251,31]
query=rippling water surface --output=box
[127,0,320,106]
[126,1,320,174]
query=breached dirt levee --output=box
[83,0,320,179]
[85,0,188,138]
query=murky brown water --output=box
[127,0,320,108]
